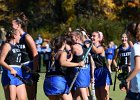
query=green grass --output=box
[110,72,126,100]
[0,72,125,100]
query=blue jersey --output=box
[105,47,114,60]
[17,33,32,63]
[91,46,106,67]
[118,45,131,66]
[17,33,34,80]
[5,43,21,65]
[91,45,112,87]
[43,50,70,95]
[1,43,23,86]
[71,43,90,88]
[46,51,68,77]
[72,43,90,66]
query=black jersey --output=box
[5,43,21,65]
[91,46,106,67]
[118,45,131,66]
[72,43,90,66]
[46,51,68,76]
[17,33,32,63]
[72,53,83,63]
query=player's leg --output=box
[16,84,27,100]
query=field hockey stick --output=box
[67,41,93,94]
[113,67,118,91]
[21,64,34,73]
[88,84,96,100]
[88,86,93,100]
[21,65,40,82]
[21,65,39,99]
[16,74,33,86]
[91,82,96,100]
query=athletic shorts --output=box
[1,65,23,86]
[73,64,90,88]
[22,61,33,80]
[106,55,114,60]
[43,76,69,95]
[126,91,140,100]
[94,66,112,87]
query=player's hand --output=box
[31,72,40,83]
[115,66,119,72]
[119,80,128,92]
[10,68,17,76]
[78,61,85,67]
[90,77,94,83]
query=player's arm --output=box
[89,54,95,83]
[59,51,84,67]
[126,44,140,82]
[25,34,39,71]
[126,56,140,82]
[0,43,17,75]
[113,49,119,69]
[92,45,104,54]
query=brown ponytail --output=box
[13,12,28,32]
[5,28,15,42]
[50,39,55,62]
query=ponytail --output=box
[50,39,55,62]
[13,12,28,32]
[5,28,15,41]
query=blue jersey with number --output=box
[46,50,68,77]
[1,43,23,86]
[17,33,32,63]
[118,45,131,66]
[5,43,21,65]
[71,43,90,88]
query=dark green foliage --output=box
[69,15,128,45]
[0,0,140,44]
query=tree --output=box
[0,0,9,27]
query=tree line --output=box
[0,0,140,43]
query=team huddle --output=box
[0,14,140,100]
[43,30,112,100]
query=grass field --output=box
[0,72,125,100]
